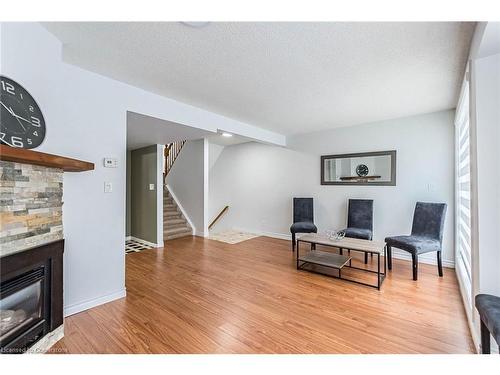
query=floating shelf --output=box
[0,145,94,172]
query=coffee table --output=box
[296,233,387,290]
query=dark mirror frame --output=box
[320,150,397,186]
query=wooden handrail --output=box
[209,205,229,230]
[163,140,186,182]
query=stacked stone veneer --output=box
[0,161,63,257]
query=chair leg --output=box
[364,252,368,264]
[480,319,491,354]
[387,246,392,270]
[437,251,443,277]
[412,253,418,281]
[291,233,296,252]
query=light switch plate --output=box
[149,184,155,191]
[104,182,113,193]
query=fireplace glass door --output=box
[0,268,44,343]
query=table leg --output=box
[377,253,381,290]
[296,241,299,270]
[384,246,387,275]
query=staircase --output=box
[163,188,192,240]
[163,140,192,241]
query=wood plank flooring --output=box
[52,236,475,354]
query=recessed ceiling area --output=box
[44,22,475,136]
[207,132,254,147]
[126,111,213,150]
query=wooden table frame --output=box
[296,235,387,290]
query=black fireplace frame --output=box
[0,239,64,353]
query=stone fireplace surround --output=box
[0,145,94,353]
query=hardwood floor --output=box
[52,236,474,354]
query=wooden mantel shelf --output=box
[0,145,94,172]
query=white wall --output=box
[210,110,456,266]
[167,140,206,235]
[0,22,283,316]
[475,52,500,296]
[156,145,164,246]
[209,142,225,171]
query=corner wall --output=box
[209,110,456,266]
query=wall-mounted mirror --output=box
[321,150,396,186]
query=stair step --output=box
[164,226,191,234]
[164,222,188,230]
[164,227,192,240]
[164,203,176,209]
[165,211,181,218]
[164,231,192,240]
[165,218,186,225]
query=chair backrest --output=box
[411,202,447,242]
[293,198,314,223]
[347,199,373,231]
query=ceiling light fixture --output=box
[221,132,233,138]
[180,22,211,28]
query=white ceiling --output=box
[44,22,475,136]
[207,133,254,146]
[478,22,500,58]
[127,111,255,150]
[126,111,212,150]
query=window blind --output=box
[455,73,472,300]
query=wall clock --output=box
[0,76,46,149]
[356,164,369,177]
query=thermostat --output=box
[103,158,118,168]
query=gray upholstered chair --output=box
[475,294,500,354]
[342,199,373,263]
[290,198,317,251]
[385,202,447,281]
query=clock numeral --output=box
[11,136,24,148]
[29,105,34,112]
[33,130,39,137]
[27,138,33,145]
[31,116,41,127]
[1,80,15,95]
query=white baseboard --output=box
[193,229,208,237]
[64,288,126,317]
[128,236,159,248]
[234,227,454,268]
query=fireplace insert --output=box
[0,267,49,352]
[0,240,64,354]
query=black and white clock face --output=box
[356,164,369,177]
[0,76,45,149]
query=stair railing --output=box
[163,140,187,183]
[208,205,229,230]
